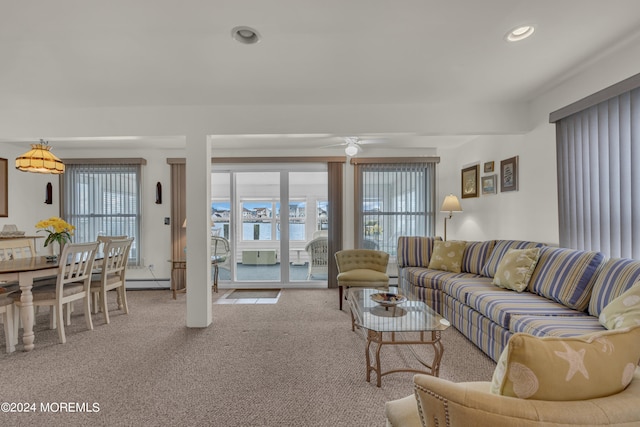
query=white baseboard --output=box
[126,279,170,290]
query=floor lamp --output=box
[440,194,462,241]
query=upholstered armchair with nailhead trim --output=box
[385,368,640,427]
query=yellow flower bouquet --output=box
[35,216,75,247]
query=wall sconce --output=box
[155,182,162,204]
[440,194,462,241]
[45,182,53,204]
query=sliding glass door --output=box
[211,165,328,287]
[289,171,328,282]
[236,172,281,282]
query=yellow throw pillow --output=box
[427,240,467,273]
[599,284,640,329]
[492,247,541,292]
[490,326,640,400]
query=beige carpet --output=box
[0,289,496,426]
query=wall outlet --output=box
[149,264,155,270]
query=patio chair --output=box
[212,236,231,292]
[304,236,328,279]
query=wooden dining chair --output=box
[0,239,35,261]
[96,235,127,252]
[13,241,100,344]
[90,238,133,324]
[0,296,16,353]
[2,238,51,324]
[92,234,129,308]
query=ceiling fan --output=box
[320,136,387,156]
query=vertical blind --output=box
[356,162,436,255]
[555,87,640,258]
[62,162,143,265]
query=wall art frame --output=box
[461,164,479,198]
[0,158,7,217]
[484,161,494,173]
[481,174,497,194]
[500,155,519,192]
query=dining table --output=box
[0,256,59,351]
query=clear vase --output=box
[47,242,61,262]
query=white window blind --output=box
[356,162,437,255]
[555,87,640,258]
[62,162,143,265]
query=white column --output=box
[186,134,212,327]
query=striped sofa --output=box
[397,236,640,362]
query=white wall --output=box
[437,32,640,246]
[437,127,558,245]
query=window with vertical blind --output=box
[61,159,145,265]
[551,73,640,258]
[353,158,439,256]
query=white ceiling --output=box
[2,0,640,151]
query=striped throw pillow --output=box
[462,240,495,275]
[588,257,640,317]
[481,240,544,278]
[528,247,605,312]
[396,236,442,268]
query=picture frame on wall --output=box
[461,164,479,198]
[481,174,497,194]
[500,156,519,192]
[0,158,7,217]
[484,161,494,173]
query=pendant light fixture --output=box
[15,139,65,174]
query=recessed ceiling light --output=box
[231,26,261,45]
[505,25,535,42]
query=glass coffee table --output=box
[347,288,450,387]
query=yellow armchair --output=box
[334,249,389,310]
[385,368,640,427]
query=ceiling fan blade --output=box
[357,137,389,145]
[319,142,347,148]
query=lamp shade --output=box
[15,141,65,174]
[440,194,462,212]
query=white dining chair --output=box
[0,296,16,353]
[96,235,128,254]
[13,241,100,344]
[92,234,129,310]
[90,238,133,324]
[0,239,35,261]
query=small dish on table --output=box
[370,292,407,307]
